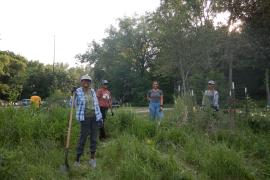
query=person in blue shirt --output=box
[73,74,103,168]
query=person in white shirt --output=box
[202,80,219,111]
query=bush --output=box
[106,108,157,139]
[204,144,254,180]
[0,107,69,147]
[100,135,193,180]
[248,112,270,132]
[0,148,25,180]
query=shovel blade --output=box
[59,164,69,174]
[60,149,70,174]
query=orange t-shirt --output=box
[30,95,41,107]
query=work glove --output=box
[71,86,77,95]
[159,107,163,112]
[98,120,104,128]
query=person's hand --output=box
[159,106,163,112]
[98,120,103,128]
[111,111,114,116]
[71,86,77,95]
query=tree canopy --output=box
[1,0,269,107]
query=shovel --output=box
[60,93,75,173]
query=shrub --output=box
[106,108,157,139]
[204,144,254,180]
[100,134,193,180]
[0,107,69,147]
[248,112,270,132]
[0,148,25,180]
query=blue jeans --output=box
[149,102,163,120]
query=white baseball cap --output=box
[208,80,215,85]
[80,74,92,81]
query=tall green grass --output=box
[0,97,269,179]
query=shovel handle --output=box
[66,93,75,149]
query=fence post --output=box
[245,87,248,119]
[232,82,236,128]
[178,85,181,97]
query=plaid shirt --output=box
[74,87,103,122]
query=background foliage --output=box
[0,0,269,107]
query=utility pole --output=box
[53,34,55,73]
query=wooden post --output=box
[191,89,195,112]
[178,84,181,97]
[229,90,232,127]
[232,82,236,128]
[245,87,248,119]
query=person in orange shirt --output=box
[30,92,41,108]
[96,80,113,140]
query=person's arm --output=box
[160,95,164,111]
[160,90,164,111]
[147,90,151,102]
[70,89,77,108]
[108,91,114,115]
[109,99,112,109]
[39,97,41,106]
[92,90,103,126]
[214,91,219,110]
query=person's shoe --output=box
[89,159,96,168]
[74,161,80,167]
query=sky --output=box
[0,0,160,66]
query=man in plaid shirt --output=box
[73,74,103,168]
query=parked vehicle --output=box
[112,100,121,108]
[22,99,31,106]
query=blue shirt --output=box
[74,87,103,122]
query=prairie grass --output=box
[0,98,269,179]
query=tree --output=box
[226,0,270,106]
[0,51,27,101]
[77,17,158,104]
[243,1,270,107]
[21,61,87,99]
[150,0,223,95]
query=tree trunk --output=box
[180,70,186,95]
[228,56,235,129]
[266,68,270,107]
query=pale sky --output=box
[0,0,160,66]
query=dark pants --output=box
[76,115,98,160]
[99,107,108,139]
